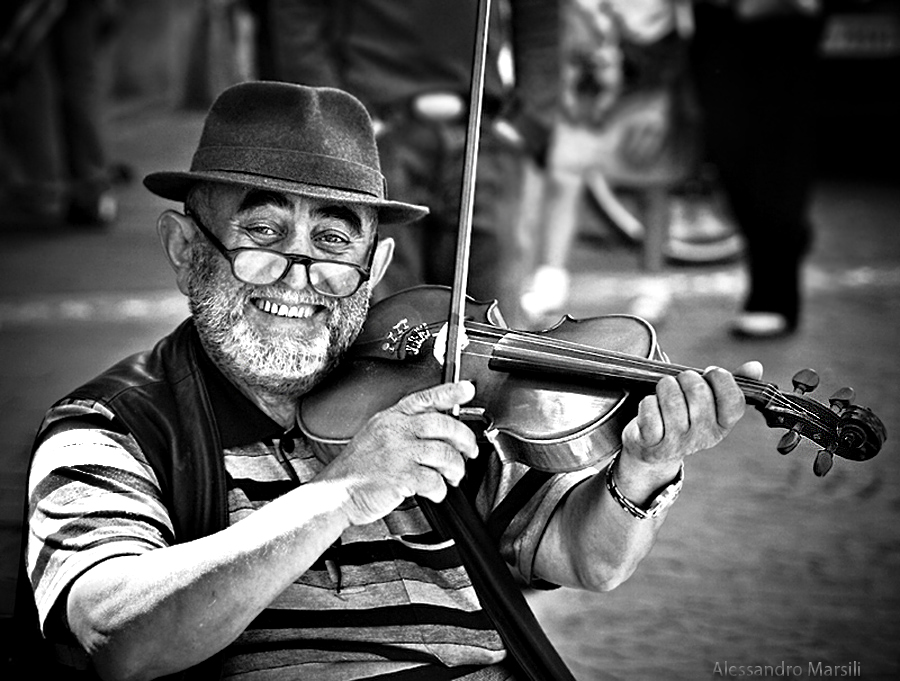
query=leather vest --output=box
[12,319,225,680]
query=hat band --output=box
[192,146,386,198]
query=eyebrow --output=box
[238,189,293,213]
[314,205,364,235]
[237,190,366,236]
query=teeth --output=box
[256,299,313,319]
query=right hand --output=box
[319,381,479,526]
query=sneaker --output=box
[730,311,793,339]
[520,266,571,321]
[665,196,744,265]
[627,278,672,327]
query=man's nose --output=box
[281,258,311,291]
[277,229,315,290]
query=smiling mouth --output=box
[252,298,320,319]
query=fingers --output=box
[628,367,748,457]
[329,382,480,525]
[703,367,747,430]
[640,371,715,442]
[395,380,475,416]
[392,381,480,462]
[414,442,467,487]
[416,468,449,504]
[409,411,479,460]
[633,391,665,447]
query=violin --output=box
[300,285,887,476]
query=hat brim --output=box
[143,170,429,225]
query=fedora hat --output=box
[144,81,428,225]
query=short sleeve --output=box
[26,403,174,632]
[476,452,596,587]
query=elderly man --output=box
[17,82,760,680]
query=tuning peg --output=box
[791,369,819,394]
[777,429,802,455]
[813,449,834,477]
[829,387,856,412]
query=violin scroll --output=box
[756,369,887,477]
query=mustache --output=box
[242,283,335,309]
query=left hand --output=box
[621,361,764,468]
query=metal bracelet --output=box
[604,455,684,520]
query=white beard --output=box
[186,242,369,398]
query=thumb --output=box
[734,361,764,381]
[394,381,476,416]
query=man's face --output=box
[184,186,378,398]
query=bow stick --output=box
[443,0,493,395]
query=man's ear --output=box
[157,210,197,296]
[368,236,394,290]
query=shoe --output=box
[521,266,570,321]
[628,279,672,327]
[730,312,793,339]
[665,196,744,265]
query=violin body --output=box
[300,286,663,471]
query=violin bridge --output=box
[432,323,470,366]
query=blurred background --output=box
[1,1,899,679]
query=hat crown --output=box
[199,83,380,171]
[190,82,385,197]
[142,81,428,224]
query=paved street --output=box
[1,100,898,680]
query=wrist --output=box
[614,449,683,501]
[605,453,684,520]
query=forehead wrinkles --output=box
[189,184,378,241]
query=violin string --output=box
[463,325,831,433]
[465,321,768,391]
[469,322,687,373]
[418,320,832,434]
[466,336,833,436]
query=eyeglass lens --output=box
[231,250,363,296]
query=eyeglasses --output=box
[188,211,377,298]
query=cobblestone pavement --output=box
[2,103,898,680]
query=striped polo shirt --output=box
[27,350,595,680]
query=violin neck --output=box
[487,331,775,407]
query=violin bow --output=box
[443,0,492,395]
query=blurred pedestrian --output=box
[0,0,119,229]
[520,0,741,324]
[687,0,826,338]
[266,0,562,328]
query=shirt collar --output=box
[193,334,287,448]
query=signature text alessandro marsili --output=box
[713,661,862,677]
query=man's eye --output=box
[314,231,353,249]
[242,223,280,239]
